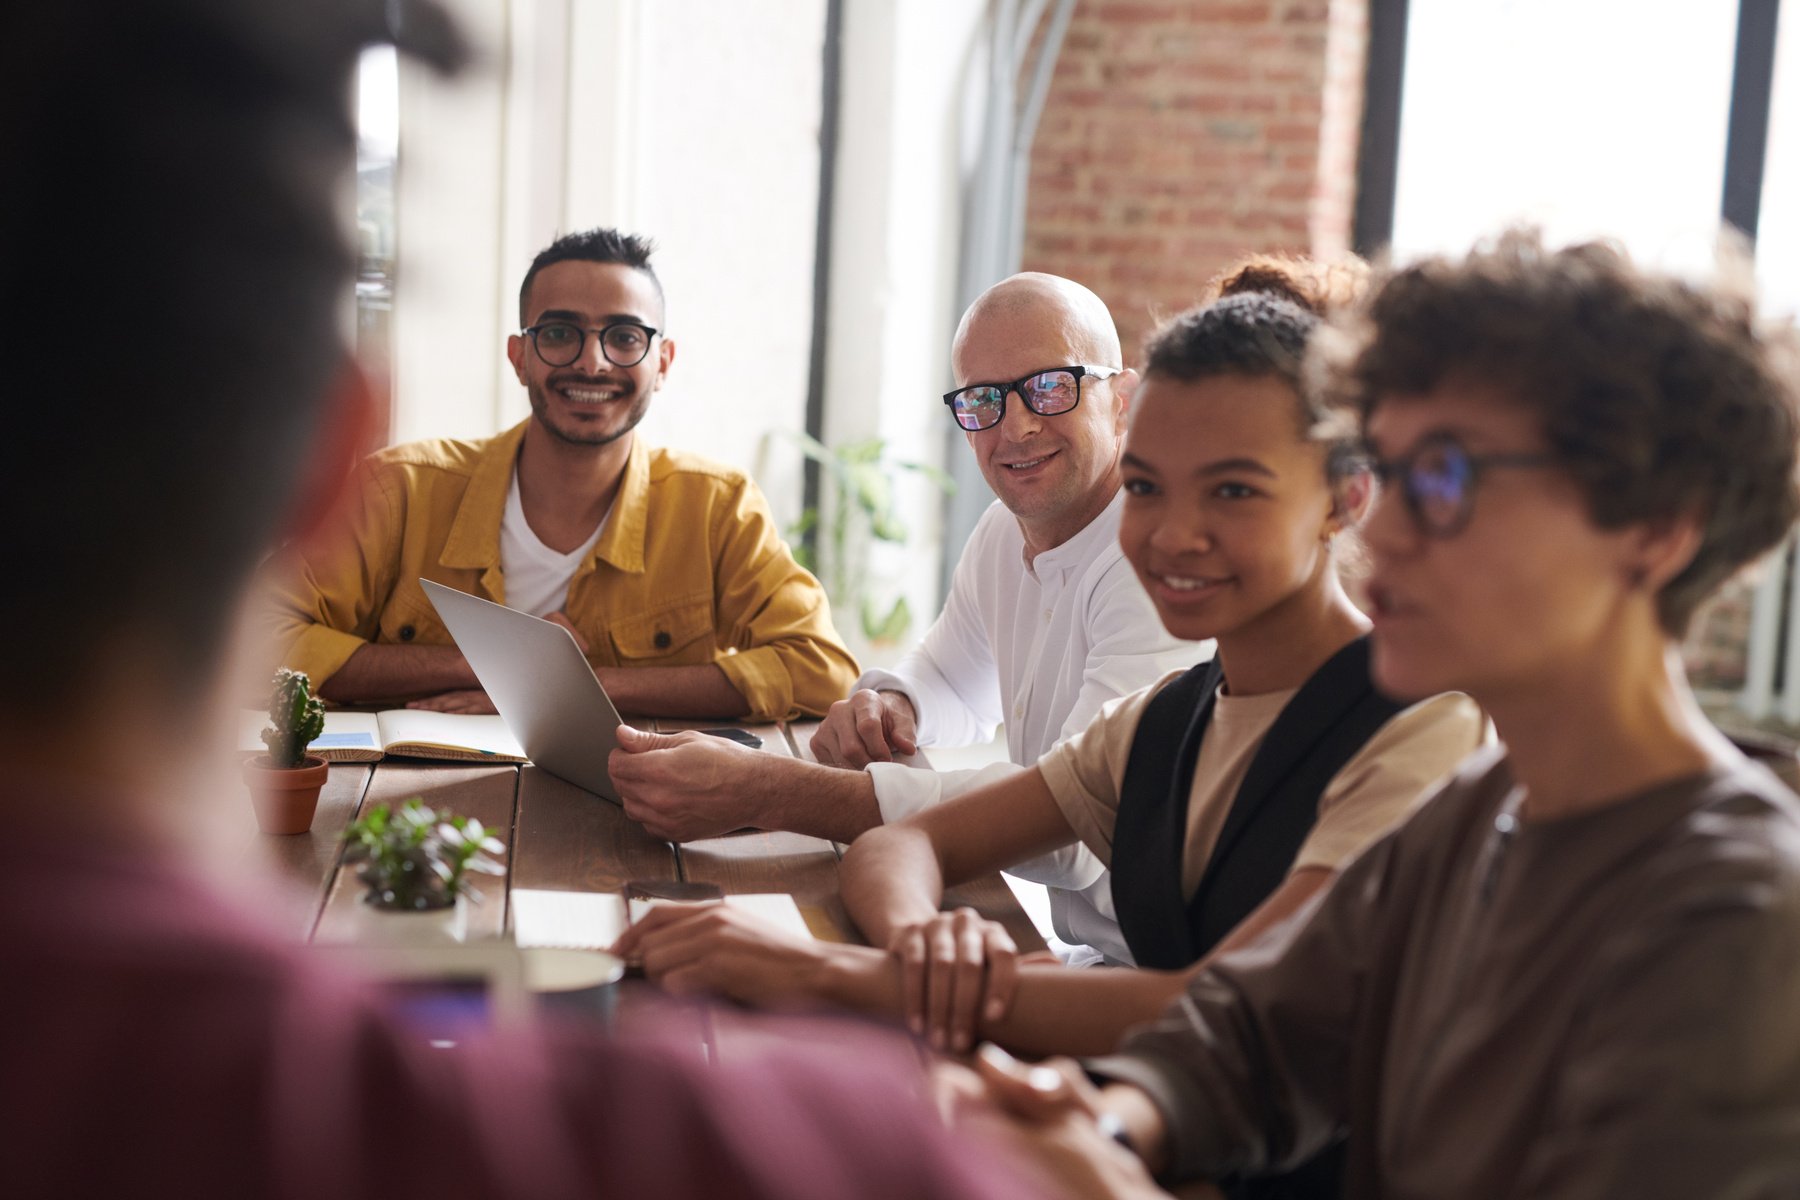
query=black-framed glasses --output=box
[521,320,660,368]
[942,365,1121,432]
[1365,433,1557,537]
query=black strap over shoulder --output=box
[1110,657,1223,968]
[1111,636,1401,970]
[1111,638,1397,1200]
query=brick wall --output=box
[1023,0,1370,356]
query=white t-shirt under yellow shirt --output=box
[1038,669,1485,897]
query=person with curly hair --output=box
[965,232,1800,1199]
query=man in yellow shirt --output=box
[262,229,856,721]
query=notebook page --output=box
[373,710,526,761]
[511,889,629,951]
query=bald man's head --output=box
[951,273,1122,384]
[947,273,1134,554]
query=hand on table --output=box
[610,901,839,1008]
[811,688,918,767]
[936,1047,1172,1200]
[609,724,770,842]
[405,688,497,714]
[889,907,1020,1054]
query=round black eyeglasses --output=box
[1365,433,1557,537]
[521,321,660,369]
[942,365,1121,432]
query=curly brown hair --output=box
[1317,230,1800,637]
[1207,252,1371,316]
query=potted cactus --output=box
[243,668,329,834]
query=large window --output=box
[356,45,399,449]
[1758,0,1800,321]
[1384,1,1796,716]
[1390,0,1738,272]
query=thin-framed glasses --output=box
[942,364,1122,432]
[1365,432,1557,537]
[521,320,660,368]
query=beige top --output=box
[1038,669,1486,894]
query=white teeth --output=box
[1004,457,1048,470]
[562,387,621,404]
[1159,575,1213,591]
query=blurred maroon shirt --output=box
[0,826,1033,1200]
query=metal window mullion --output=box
[1777,537,1800,725]
[1742,533,1791,719]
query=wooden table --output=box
[243,718,1044,1052]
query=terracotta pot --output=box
[243,754,329,835]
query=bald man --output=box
[609,273,1205,965]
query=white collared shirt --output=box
[860,492,1210,964]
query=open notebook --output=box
[241,708,527,764]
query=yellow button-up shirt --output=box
[260,421,857,720]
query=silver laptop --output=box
[421,579,624,803]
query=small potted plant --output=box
[340,798,505,942]
[244,668,329,834]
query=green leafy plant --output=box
[260,668,325,769]
[781,432,955,644]
[341,799,505,912]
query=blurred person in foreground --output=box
[958,233,1800,1198]
[0,2,1099,1196]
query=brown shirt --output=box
[1090,746,1800,1198]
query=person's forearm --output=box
[841,825,953,944]
[746,757,884,844]
[596,664,749,719]
[317,643,478,703]
[984,964,1194,1058]
[811,942,906,1014]
[983,872,1334,1058]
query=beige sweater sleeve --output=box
[1293,692,1488,873]
[1035,671,1186,868]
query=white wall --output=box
[629,0,826,525]
[389,0,511,445]
[387,0,826,537]
[821,0,987,651]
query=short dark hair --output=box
[1142,292,1362,485]
[518,228,663,324]
[0,0,461,711]
[1319,230,1800,637]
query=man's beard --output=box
[528,377,652,447]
